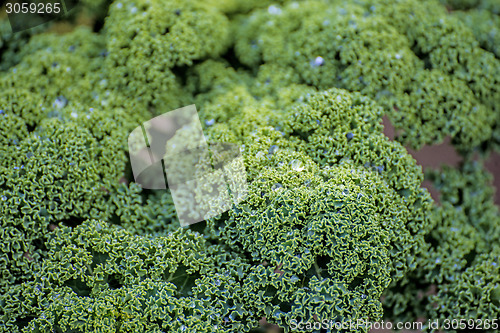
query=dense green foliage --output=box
[0,0,499,332]
[234,0,500,153]
[383,161,499,331]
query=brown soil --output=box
[383,117,499,205]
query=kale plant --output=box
[0,0,498,332]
